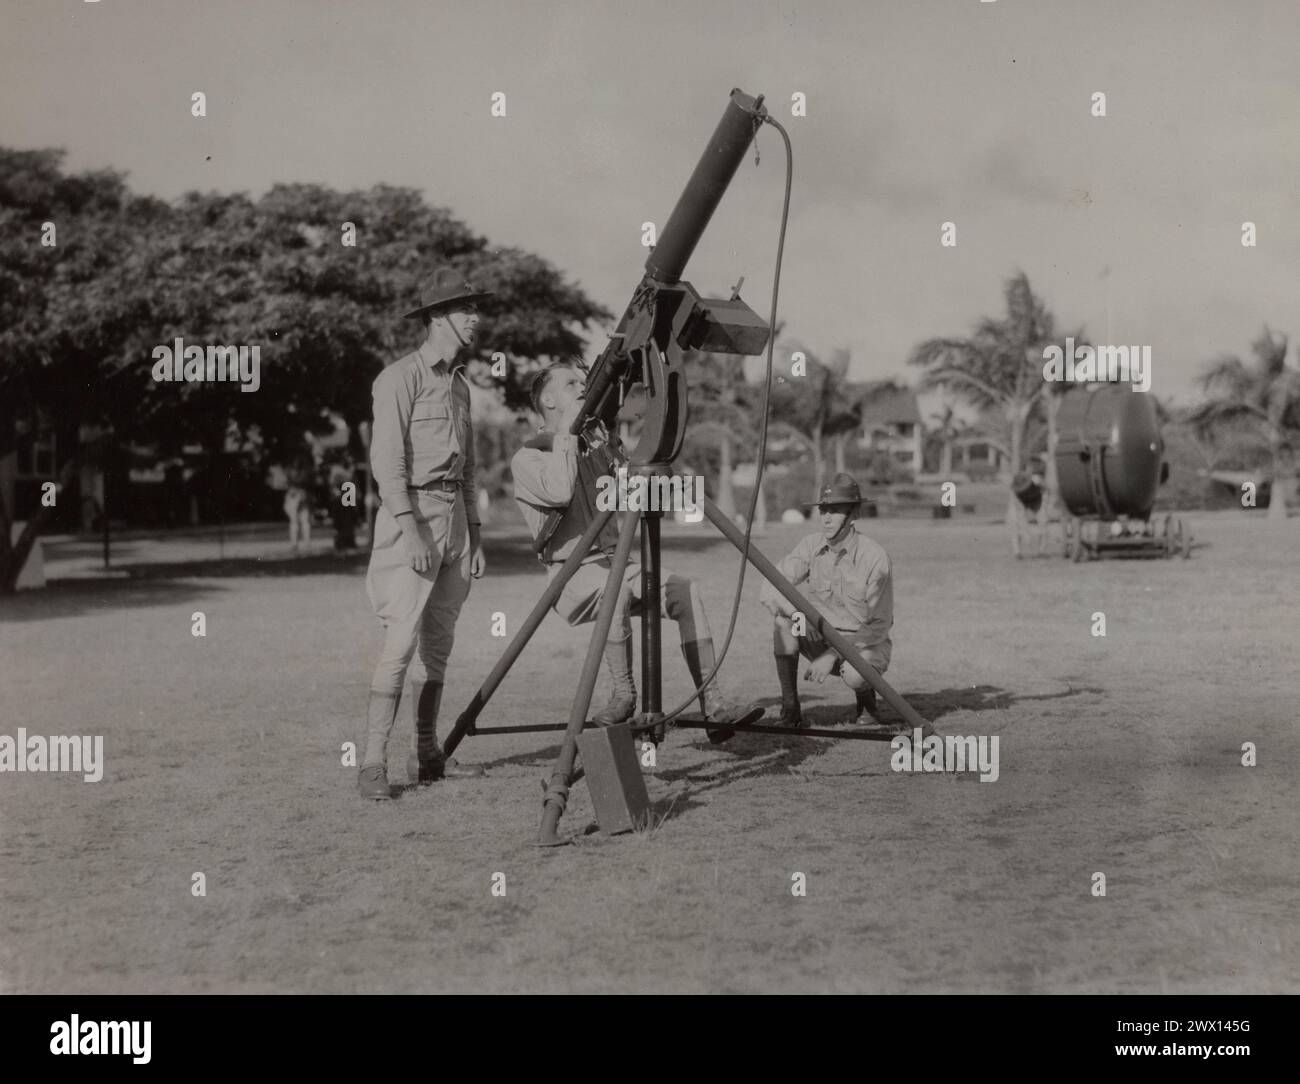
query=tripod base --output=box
[576,723,651,836]
[450,494,937,846]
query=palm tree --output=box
[1189,326,1300,519]
[771,343,861,491]
[682,345,751,521]
[908,271,1074,529]
[928,403,969,477]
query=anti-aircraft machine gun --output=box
[439,88,937,845]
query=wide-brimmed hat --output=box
[800,472,873,509]
[402,267,494,322]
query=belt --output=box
[408,479,462,493]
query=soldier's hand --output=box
[403,532,434,573]
[470,542,486,579]
[804,652,837,684]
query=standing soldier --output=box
[359,269,490,800]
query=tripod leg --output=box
[443,507,616,758]
[702,497,935,739]
[539,511,641,846]
[639,511,664,743]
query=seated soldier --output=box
[760,472,894,730]
[511,362,751,741]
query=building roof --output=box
[856,383,921,428]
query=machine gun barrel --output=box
[570,88,767,438]
[644,88,766,285]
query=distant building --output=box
[856,383,924,477]
[950,434,1005,476]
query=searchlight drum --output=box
[1054,383,1191,560]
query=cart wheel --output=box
[1178,519,1192,559]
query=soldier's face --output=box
[818,503,856,541]
[545,367,585,427]
[444,304,479,345]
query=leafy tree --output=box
[682,347,755,520]
[908,271,1078,528]
[0,148,614,591]
[770,342,861,492]
[928,402,971,476]
[0,149,169,590]
[1187,325,1300,519]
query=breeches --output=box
[366,489,472,694]
[549,557,710,644]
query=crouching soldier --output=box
[511,362,753,741]
[760,473,895,731]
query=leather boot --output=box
[774,654,804,728]
[854,685,878,722]
[407,680,484,783]
[682,639,750,744]
[592,637,637,726]
[852,685,897,734]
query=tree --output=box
[928,403,970,477]
[770,343,861,491]
[0,149,169,590]
[908,271,1075,529]
[0,148,615,591]
[1188,325,1300,519]
[682,347,749,519]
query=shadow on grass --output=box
[0,548,370,621]
[0,576,228,621]
[484,530,746,578]
[111,551,372,581]
[77,530,739,585]
[646,680,1104,825]
[875,683,1104,722]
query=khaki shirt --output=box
[775,528,893,663]
[511,430,621,562]
[370,341,478,523]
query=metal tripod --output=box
[439,479,936,846]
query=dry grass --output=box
[1,511,1297,993]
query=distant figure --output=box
[1011,457,1047,558]
[325,460,360,551]
[163,462,186,527]
[284,475,314,551]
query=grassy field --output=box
[1,510,1297,993]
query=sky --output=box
[3,0,1298,411]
